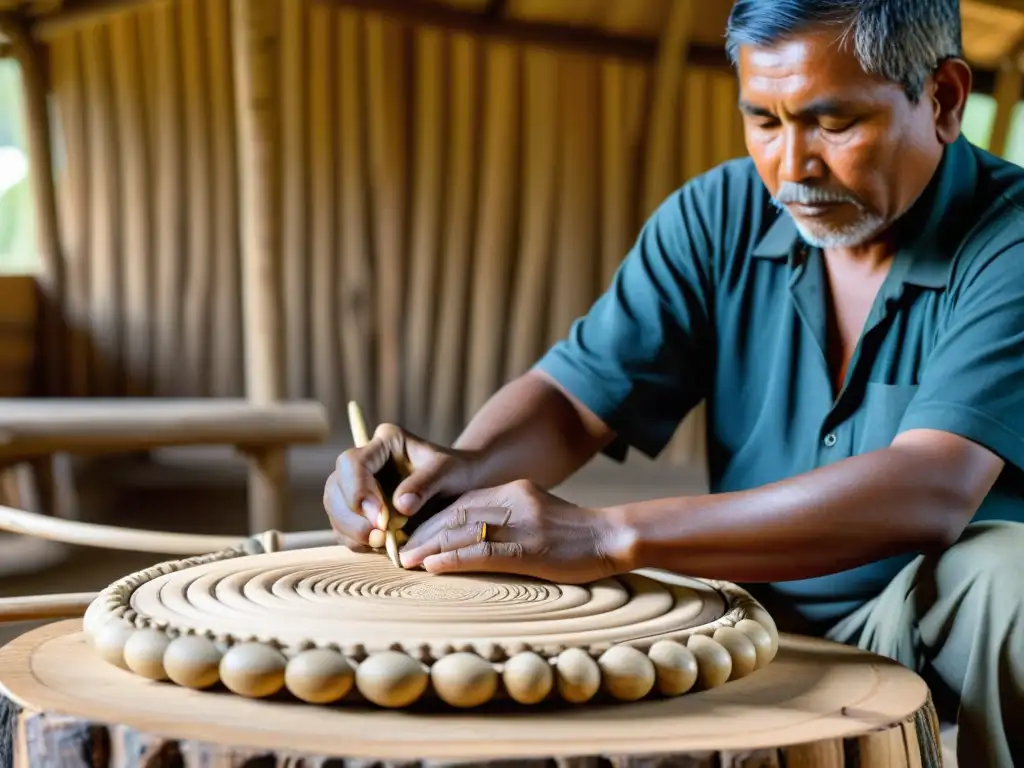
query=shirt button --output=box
[823,433,837,447]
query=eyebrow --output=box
[738,98,858,119]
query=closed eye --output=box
[820,119,859,134]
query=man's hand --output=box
[323,424,481,550]
[398,479,632,584]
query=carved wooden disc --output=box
[0,620,940,765]
[132,548,736,653]
[82,546,781,708]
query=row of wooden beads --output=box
[88,616,775,709]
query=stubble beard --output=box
[771,181,890,248]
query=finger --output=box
[401,507,511,569]
[388,445,459,518]
[422,541,526,575]
[323,471,375,545]
[402,502,511,553]
[335,431,405,528]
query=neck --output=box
[823,234,896,270]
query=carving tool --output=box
[347,401,402,568]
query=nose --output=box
[779,125,824,184]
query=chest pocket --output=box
[854,382,920,454]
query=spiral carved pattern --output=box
[84,543,779,709]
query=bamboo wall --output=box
[0,275,38,397]
[40,0,747,454]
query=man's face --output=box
[737,29,946,249]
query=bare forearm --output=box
[609,433,1000,582]
[454,369,614,491]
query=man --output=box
[324,1,1024,764]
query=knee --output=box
[937,522,1023,602]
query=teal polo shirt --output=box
[535,135,1024,627]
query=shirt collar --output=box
[749,135,979,289]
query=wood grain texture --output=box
[0,620,941,768]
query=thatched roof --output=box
[2,0,1024,75]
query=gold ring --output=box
[479,522,488,543]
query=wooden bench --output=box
[0,397,330,534]
[0,276,330,540]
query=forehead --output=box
[737,29,888,103]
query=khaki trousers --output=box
[755,522,1023,768]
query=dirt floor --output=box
[0,443,707,646]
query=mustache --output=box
[773,182,863,207]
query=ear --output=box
[929,58,973,144]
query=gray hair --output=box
[724,0,963,101]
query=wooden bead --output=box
[82,599,107,639]
[502,651,553,705]
[355,651,429,708]
[285,649,354,704]
[713,626,758,680]
[744,605,779,658]
[163,635,222,690]
[687,634,732,690]
[220,642,287,698]
[368,529,386,549]
[555,648,600,704]
[123,628,171,681]
[430,652,498,708]
[734,618,774,669]
[93,619,135,670]
[598,645,655,702]
[647,640,698,696]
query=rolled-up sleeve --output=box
[534,184,715,460]
[898,242,1024,472]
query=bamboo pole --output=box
[402,27,447,435]
[308,2,338,418]
[233,0,288,532]
[337,9,375,422]
[365,15,409,425]
[642,0,693,215]
[464,42,521,420]
[180,0,214,397]
[428,34,482,443]
[503,48,559,382]
[207,0,243,398]
[109,12,154,397]
[281,0,310,401]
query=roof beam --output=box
[25,0,1020,97]
[970,0,1024,12]
[314,0,660,61]
[30,0,152,39]
[482,0,508,22]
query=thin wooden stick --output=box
[0,593,96,624]
[346,401,401,567]
[347,400,371,448]
[0,504,336,556]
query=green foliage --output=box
[0,60,24,148]
[962,92,1024,166]
[0,176,35,273]
[0,60,35,272]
